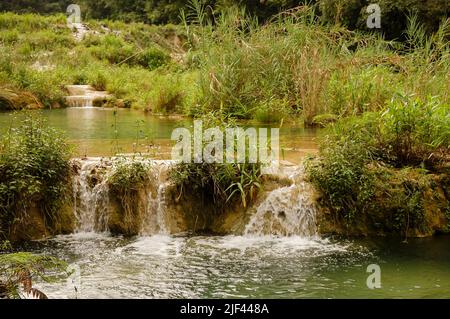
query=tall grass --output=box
[182,2,449,125]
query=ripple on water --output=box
[31,234,375,299]
[31,235,450,299]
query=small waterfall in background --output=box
[244,170,317,237]
[65,85,110,108]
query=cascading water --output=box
[65,85,110,108]
[71,158,318,237]
[142,183,170,235]
[244,169,317,237]
[71,158,172,235]
[72,159,111,232]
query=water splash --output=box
[72,159,111,233]
[244,171,317,237]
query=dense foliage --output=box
[108,158,150,195]
[0,0,447,38]
[306,96,450,236]
[0,12,191,111]
[186,4,449,125]
[169,114,263,210]
[170,162,262,210]
[0,114,72,239]
[0,4,448,122]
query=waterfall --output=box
[72,159,111,232]
[65,85,110,108]
[70,158,318,237]
[71,158,171,235]
[244,169,317,237]
[142,183,170,235]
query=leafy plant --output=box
[0,252,68,299]
[170,161,262,210]
[306,95,449,234]
[0,113,72,239]
[169,112,263,210]
[108,158,150,194]
[107,158,151,235]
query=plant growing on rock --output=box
[170,161,262,210]
[0,113,72,240]
[169,112,263,211]
[107,158,151,235]
[306,95,450,237]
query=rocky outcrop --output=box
[316,167,450,238]
[8,203,75,242]
[70,158,300,236]
[0,87,43,110]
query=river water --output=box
[21,234,450,299]
[0,108,318,162]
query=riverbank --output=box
[1,9,448,126]
[2,154,448,242]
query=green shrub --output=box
[89,72,108,91]
[87,34,136,65]
[144,73,185,113]
[306,115,377,221]
[307,95,450,234]
[0,113,72,238]
[169,112,263,210]
[108,159,150,195]
[170,162,262,210]
[0,29,19,44]
[137,47,170,70]
[326,66,399,116]
[380,95,450,166]
[0,13,66,32]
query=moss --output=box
[106,159,152,236]
[107,188,148,236]
[317,166,450,238]
[53,204,76,235]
